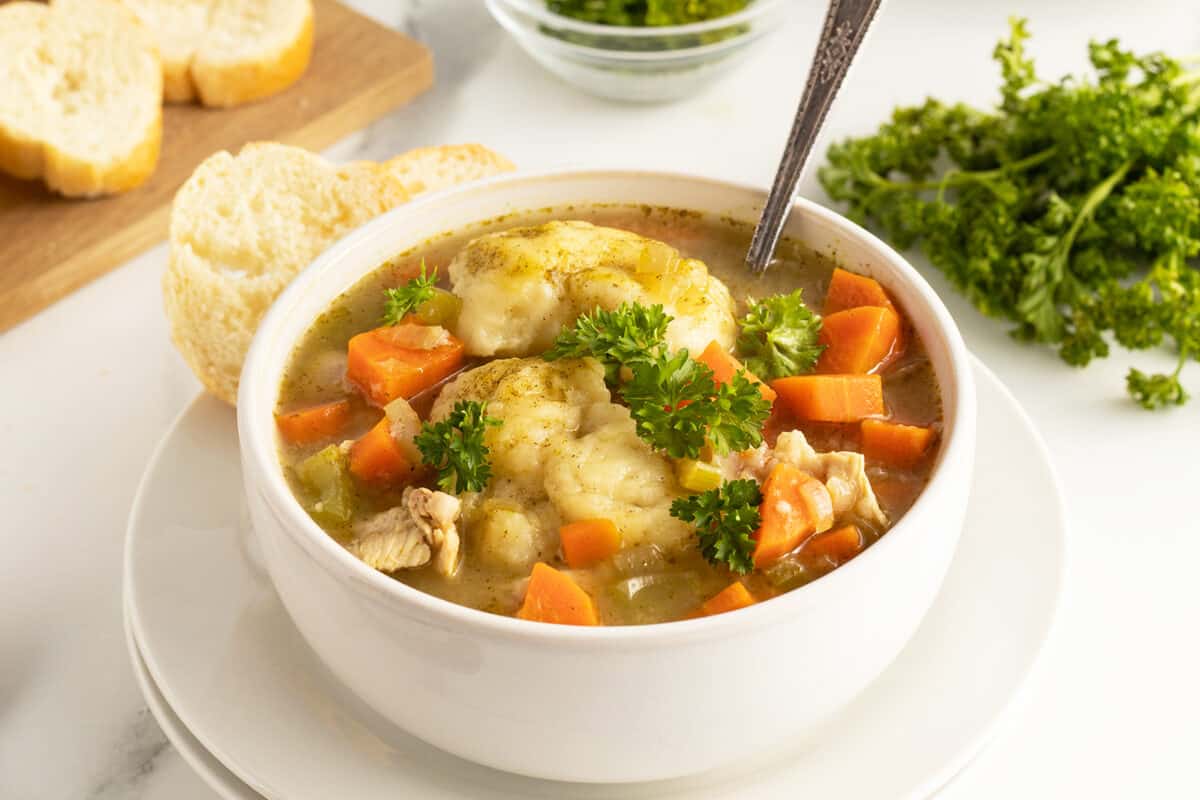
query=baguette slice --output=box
[386,145,517,196]
[0,0,162,197]
[119,0,314,107]
[164,143,515,405]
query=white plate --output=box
[124,358,1065,800]
[124,605,261,800]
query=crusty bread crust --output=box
[164,143,514,405]
[0,126,46,183]
[45,113,163,197]
[193,3,315,108]
[163,62,199,104]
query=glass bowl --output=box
[485,0,792,103]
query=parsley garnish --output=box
[670,480,762,574]
[736,289,825,381]
[622,350,771,460]
[544,302,771,458]
[381,263,437,326]
[544,302,672,384]
[819,19,1200,408]
[413,400,502,493]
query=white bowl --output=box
[237,170,977,784]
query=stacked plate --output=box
[123,360,1065,799]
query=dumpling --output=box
[431,357,692,571]
[447,221,736,358]
[543,408,692,551]
[430,357,610,487]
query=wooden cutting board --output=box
[0,0,433,333]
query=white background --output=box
[1,0,1197,797]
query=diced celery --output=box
[607,572,702,625]
[295,445,356,527]
[675,458,723,493]
[414,288,462,327]
[762,557,809,592]
[612,543,666,576]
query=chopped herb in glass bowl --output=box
[547,0,752,27]
[485,0,790,102]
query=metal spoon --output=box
[745,0,885,275]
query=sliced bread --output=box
[119,0,314,107]
[0,0,162,197]
[163,143,515,405]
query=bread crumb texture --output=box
[163,143,516,405]
[0,0,162,196]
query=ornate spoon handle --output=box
[745,0,885,275]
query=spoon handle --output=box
[746,0,885,275]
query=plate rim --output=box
[123,599,262,800]
[123,355,1067,799]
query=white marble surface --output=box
[2,0,1198,798]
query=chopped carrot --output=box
[816,306,902,374]
[348,417,421,486]
[699,582,757,616]
[752,463,835,567]
[517,563,600,626]
[824,267,896,314]
[804,525,864,565]
[346,323,465,407]
[275,399,351,446]
[696,340,777,403]
[861,419,936,467]
[772,374,885,422]
[559,519,622,569]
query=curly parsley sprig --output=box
[381,263,437,326]
[413,400,502,493]
[819,18,1200,409]
[669,479,762,574]
[544,303,672,384]
[544,302,772,459]
[736,289,824,380]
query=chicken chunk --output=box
[447,221,737,358]
[728,430,887,527]
[349,487,463,576]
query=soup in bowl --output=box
[238,171,976,782]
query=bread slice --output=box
[386,145,517,196]
[0,0,162,197]
[164,143,515,405]
[119,0,314,107]
[115,0,215,102]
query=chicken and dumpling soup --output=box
[276,207,943,626]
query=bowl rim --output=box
[238,168,976,650]
[489,0,788,38]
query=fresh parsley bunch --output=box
[414,400,502,493]
[819,19,1200,409]
[669,480,762,575]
